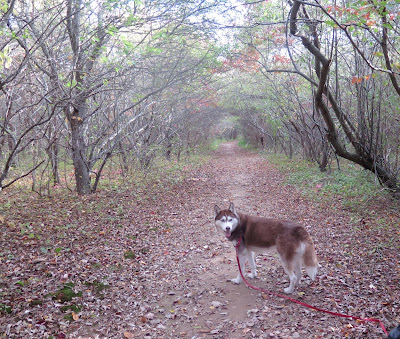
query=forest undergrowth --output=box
[1,142,399,338]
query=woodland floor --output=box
[1,142,400,339]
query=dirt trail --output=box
[122,142,396,339]
[2,142,398,339]
[145,142,299,338]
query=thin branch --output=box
[1,160,45,191]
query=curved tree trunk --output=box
[290,0,399,194]
[315,64,398,191]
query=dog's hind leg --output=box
[293,252,302,284]
[277,241,298,294]
[294,262,302,284]
[246,251,257,279]
[303,239,318,280]
[281,260,297,294]
[305,265,318,281]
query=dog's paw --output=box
[247,272,257,279]
[284,286,294,294]
[231,277,242,284]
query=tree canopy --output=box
[1,0,399,195]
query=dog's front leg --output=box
[231,252,245,284]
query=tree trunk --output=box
[68,105,91,195]
[45,140,60,185]
[316,63,398,192]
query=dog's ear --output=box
[228,202,236,214]
[214,205,221,216]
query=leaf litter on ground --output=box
[0,142,399,338]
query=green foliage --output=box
[146,155,204,188]
[237,138,256,150]
[0,0,8,12]
[84,280,110,298]
[267,153,387,214]
[0,303,12,314]
[123,250,136,259]
[60,304,82,313]
[20,223,39,240]
[29,300,43,306]
[15,280,26,287]
[209,138,226,150]
[0,46,12,68]
[51,283,82,303]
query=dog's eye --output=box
[228,218,232,222]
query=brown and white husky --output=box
[214,202,318,294]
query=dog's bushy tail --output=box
[303,238,318,280]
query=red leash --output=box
[234,239,388,336]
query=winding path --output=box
[2,142,396,338]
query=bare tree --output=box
[0,0,226,194]
[218,0,400,194]
[289,0,400,193]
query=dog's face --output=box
[214,202,239,238]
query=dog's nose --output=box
[226,226,230,231]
